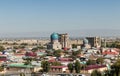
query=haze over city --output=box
[0,0,120,37]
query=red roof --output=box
[102,48,119,55]
[51,66,67,69]
[0,58,7,61]
[25,52,37,57]
[59,58,73,61]
[49,59,56,62]
[102,51,119,55]
[14,53,25,56]
[63,47,68,51]
[85,65,106,70]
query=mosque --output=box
[47,33,70,50]
[47,33,62,50]
[83,38,91,49]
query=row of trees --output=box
[86,57,104,65]
[40,60,81,73]
[67,60,81,73]
[106,41,120,49]
[111,59,120,76]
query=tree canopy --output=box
[51,61,62,66]
[67,63,74,73]
[96,57,104,64]
[74,60,81,73]
[41,61,50,72]
[112,59,120,76]
[0,46,5,52]
[91,70,102,76]
[86,59,96,65]
[53,50,61,57]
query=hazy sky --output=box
[0,0,120,37]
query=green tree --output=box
[13,46,19,49]
[0,46,5,52]
[51,61,62,66]
[31,47,38,52]
[71,50,82,60]
[20,43,28,46]
[18,45,25,49]
[53,50,61,57]
[12,49,16,53]
[72,44,77,48]
[74,60,81,73]
[37,46,46,49]
[0,66,4,72]
[67,63,74,73]
[103,70,113,76]
[72,50,81,56]
[106,41,120,49]
[24,57,32,65]
[86,59,96,65]
[96,57,104,64]
[112,59,120,76]
[12,42,18,45]
[32,46,46,52]
[20,73,25,76]
[91,70,102,76]
[116,44,120,49]
[41,61,50,72]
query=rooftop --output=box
[8,63,33,68]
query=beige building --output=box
[59,33,69,49]
[86,37,101,48]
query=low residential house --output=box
[16,49,26,54]
[25,51,37,57]
[84,54,98,60]
[44,56,56,61]
[0,54,7,62]
[87,49,100,54]
[102,48,119,55]
[50,66,68,73]
[7,63,41,74]
[8,53,24,62]
[83,65,107,74]
[36,52,46,56]
[49,58,73,66]
[58,58,73,66]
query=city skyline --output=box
[0,0,120,37]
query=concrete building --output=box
[58,33,69,49]
[86,37,101,48]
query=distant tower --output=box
[59,33,69,49]
[102,38,106,48]
[104,39,106,48]
[86,37,101,48]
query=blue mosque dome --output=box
[51,33,59,40]
[83,38,89,44]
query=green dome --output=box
[51,33,59,40]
